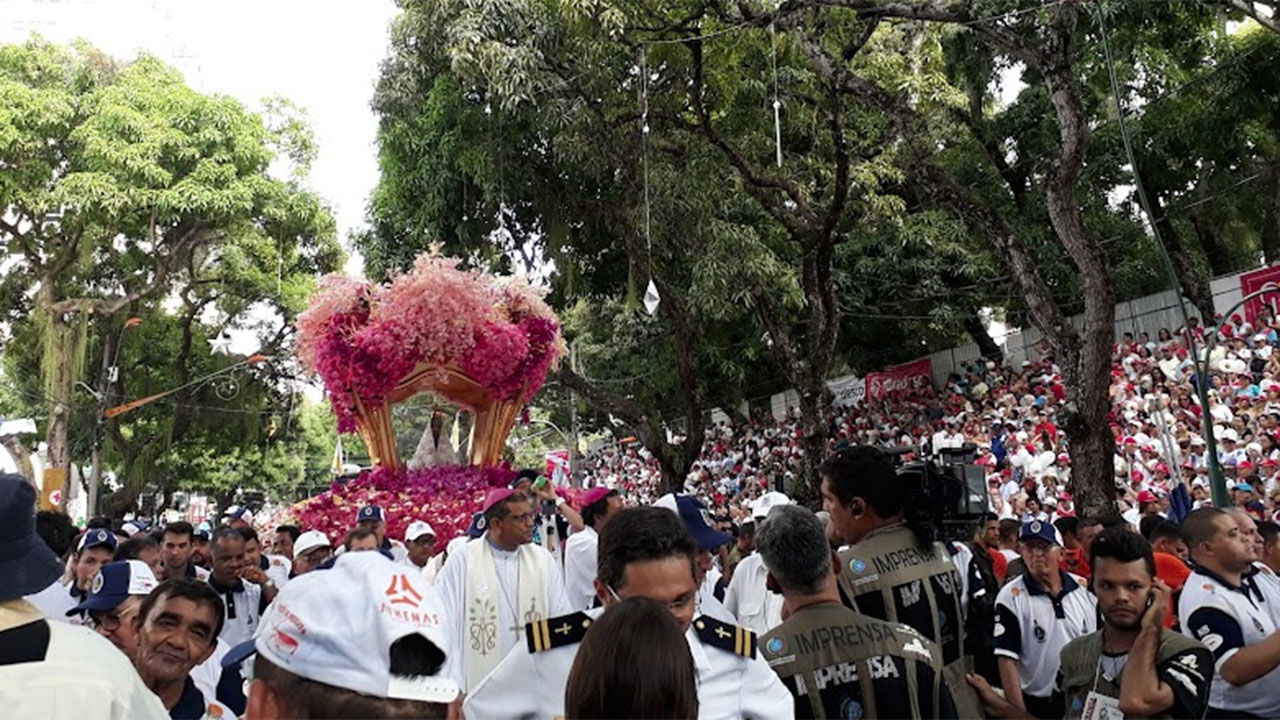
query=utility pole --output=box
[88,317,140,517]
[568,340,580,486]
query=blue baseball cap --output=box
[193,529,210,542]
[654,494,731,551]
[357,505,385,523]
[76,528,118,554]
[1233,483,1255,493]
[67,560,157,616]
[466,512,486,539]
[1019,520,1060,546]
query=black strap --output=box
[0,620,51,666]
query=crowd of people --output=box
[9,313,1280,718]
[584,313,1280,533]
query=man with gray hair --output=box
[757,505,958,719]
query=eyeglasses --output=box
[1020,544,1055,556]
[606,584,698,615]
[89,603,140,631]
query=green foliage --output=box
[0,36,343,509]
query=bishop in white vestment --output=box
[435,489,571,692]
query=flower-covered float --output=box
[287,250,565,543]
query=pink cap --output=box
[481,488,517,513]
[1240,461,1255,471]
[580,486,612,508]
[1136,490,1158,503]
[1131,471,1143,482]
[1057,491,1072,501]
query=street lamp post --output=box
[1195,283,1279,508]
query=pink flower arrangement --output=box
[286,464,519,546]
[295,250,564,433]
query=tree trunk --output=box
[795,388,829,502]
[962,313,1004,363]
[1041,56,1119,519]
[555,368,704,496]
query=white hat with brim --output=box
[223,552,458,704]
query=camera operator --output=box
[818,445,982,718]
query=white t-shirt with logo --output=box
[993,571,1097,699]
[1179,567,1280,717]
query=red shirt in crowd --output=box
[1154,551,1192,629]
[1060,547,1089,578]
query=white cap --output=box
[651,493,679,515]
[240,552,458,704]
[751,491,792,520]
[120,521,143,537]
[404,521,435,543]
[293,530,332,560]
[224,505,254,523]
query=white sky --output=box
[1,0,399,279]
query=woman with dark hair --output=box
[564,597,698,719]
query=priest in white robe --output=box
[435,488,571,693]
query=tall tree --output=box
[0,37,341,504]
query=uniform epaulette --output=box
[526,612,593,653]
[694,616,756,659]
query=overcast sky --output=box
[2,0,400,278]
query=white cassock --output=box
[562,526,598,611]
[434,536,571,692]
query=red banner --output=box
[1239,265,1280,325]
[866,357,934,400]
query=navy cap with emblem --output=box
[1018,520,1060,546]
[77,528,118,553]
[466,512,486,539]
[67,560,155,615]
[357,505,385,523]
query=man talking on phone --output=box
[969,529,1212,719]
[1058,528,1211,718]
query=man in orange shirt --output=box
[1055,517,1089,577]
[1149,521,1191,629]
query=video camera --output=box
[887,443,988,543]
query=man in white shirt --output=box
[401,520,438,582]
[0,473,169,719]
[160,522,210,582]
[434,488,571,693]
[563,486,622,611]
[992,521,1097,719]
[207,527,277,646]
[724,492,790,635]
[653,493,735,622]
[1180,507,1280,718]
[464,506,794,720]
[241,527,290,588]
[355,505,408,562]
[289,530,332,577]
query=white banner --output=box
[827,374,866,408]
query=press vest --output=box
[1058,628,1212,719]
[760,602,955,719]
[836,523,980,718]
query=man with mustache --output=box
[132,578,232,719]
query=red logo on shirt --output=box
[384,574,423,607]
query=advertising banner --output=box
[866,357,934,400]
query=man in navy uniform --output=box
[463,506,793,719]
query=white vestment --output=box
[435,535,571,692]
